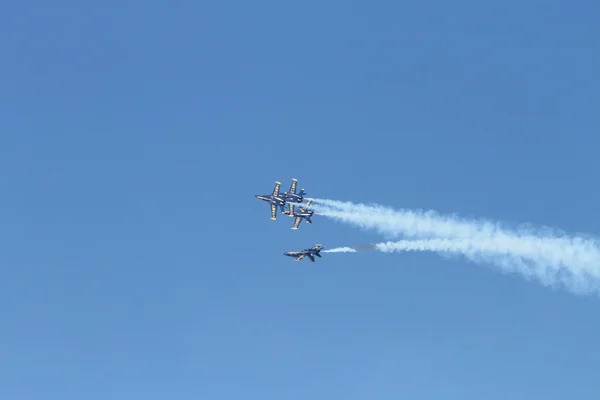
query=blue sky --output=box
[2,0,600,398]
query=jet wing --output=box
[298,199,312,212]
[288,203,295,215]
[295,254,305,261]
[288,178,298,195]
[308,254,315,262]
[271,203,277,220]
[291,216,302,230]
[311,244,323,249]
[272,181,281,197]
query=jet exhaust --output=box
[322,247,358,253]
[310,198,600,296]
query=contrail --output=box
[322,247,358,253]
[322,244,378,253]
[310,198,600,295]
[375,239,600,295]
[311,198,539,240]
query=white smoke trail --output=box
[322,247,358,253]
[312,198,557,240]
[376,239,600,294]
[311,198,600,295]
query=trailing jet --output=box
[282,178,306,214]
[255,181,286,220]
[282,198,314,230]
[284,244,325,262]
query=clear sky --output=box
[2,1,600,398]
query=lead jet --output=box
[255,181,286,220]
[282,198,314,230]
[282,178,306,214]
[284,244,325,262]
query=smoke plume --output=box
[311,198,600,295]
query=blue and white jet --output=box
[283,244,325,262]
[282,198,314,230]
[255,181,286,220]
[282,178,306,206]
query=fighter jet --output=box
[282,178,306,214]
[282,198,314,230]
[255,181,286,220]
[284,244,325,262]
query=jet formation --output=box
[255,178,325,262]
[255,178,311,228]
